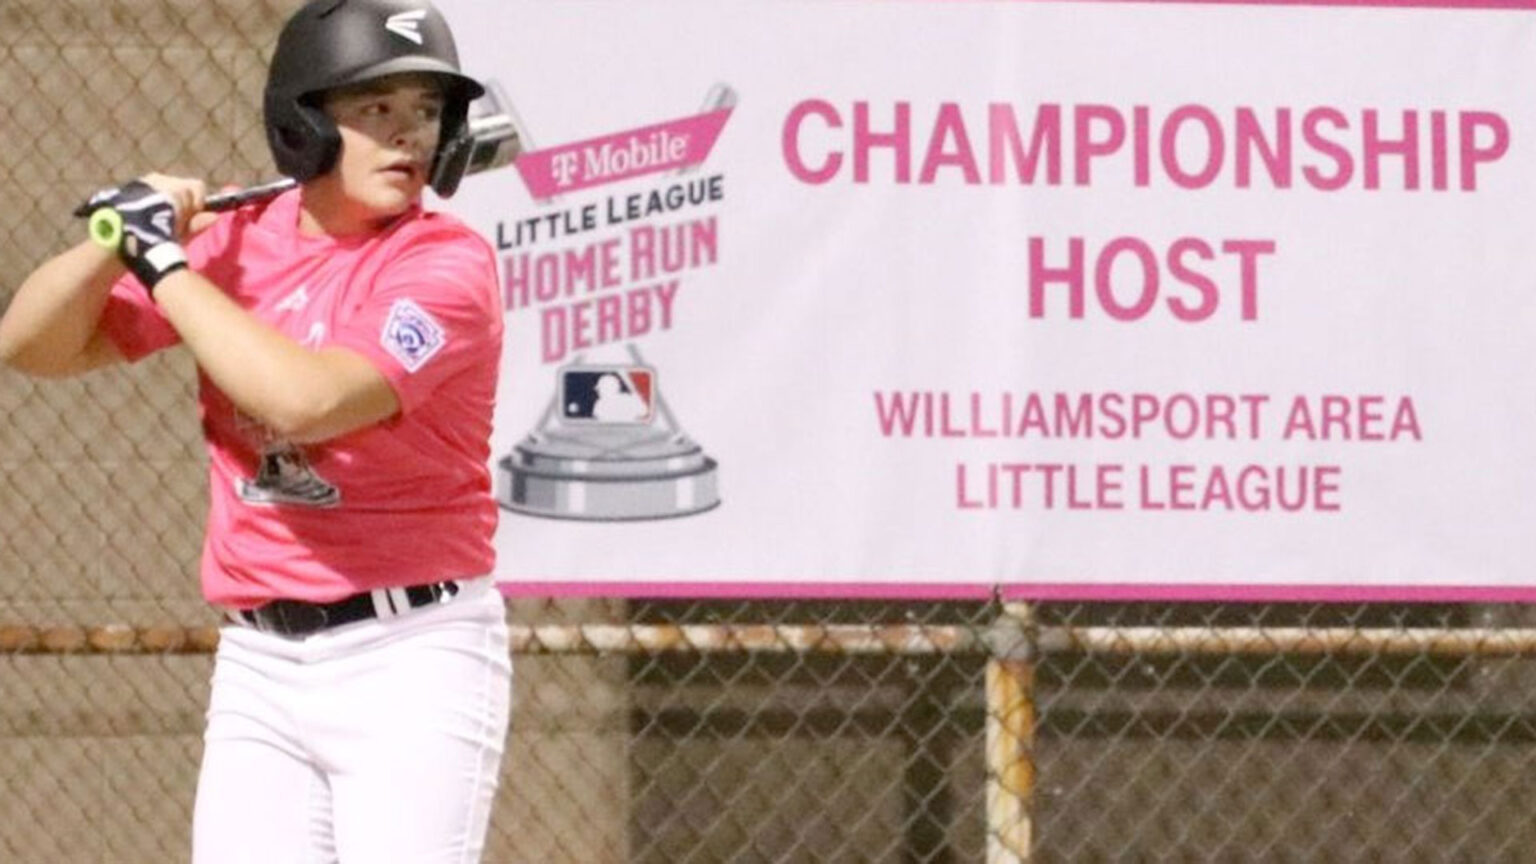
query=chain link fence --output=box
[5,2,1536,861]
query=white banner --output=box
[435,0,1536,600]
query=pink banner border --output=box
[499,581,1536,603]
[493,0,1535,606]
[1040,0,1536,9]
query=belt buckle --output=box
[264,600,329,636]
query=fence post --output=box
[986,601,1036,863]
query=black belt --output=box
[233,581,461,638]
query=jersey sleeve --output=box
[97,212,235,362]
[98,277,179,362]
[327,224,502,416]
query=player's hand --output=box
[136,173,208,238]
[81,174,205,294]
[187,184,238,236]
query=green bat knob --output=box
[88,207,124,250]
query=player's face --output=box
[320,73,445,225]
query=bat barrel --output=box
[465,113,523,174]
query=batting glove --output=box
[82,180,188,293]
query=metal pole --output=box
[985,602,1036,864]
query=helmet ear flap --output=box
[429,131,472,197]
[427,94,472,196]
[265,96,343,182]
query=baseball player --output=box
[0,1,511,860]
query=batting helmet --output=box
[263,0,486,196]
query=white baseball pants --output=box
[191,578,512,864]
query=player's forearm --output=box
[0,241,124,377]
[151,269,397,442]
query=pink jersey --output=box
[99,189,503,608]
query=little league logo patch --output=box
[382,299,446,372]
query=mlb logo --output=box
[561,365,656,424]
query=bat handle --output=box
[81,177,298,251]
[205,177,297,211]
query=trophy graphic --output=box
[497,347,721,520]
[493,82,732,520]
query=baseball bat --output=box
[78,110,522,251]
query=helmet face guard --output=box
[263,0,485,196]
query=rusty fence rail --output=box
[9,618,1536,658]
[4,600,1536,861]
[7,604,1536,863]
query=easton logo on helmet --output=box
[385,9,427,44]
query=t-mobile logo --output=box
[551,152,581,187]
